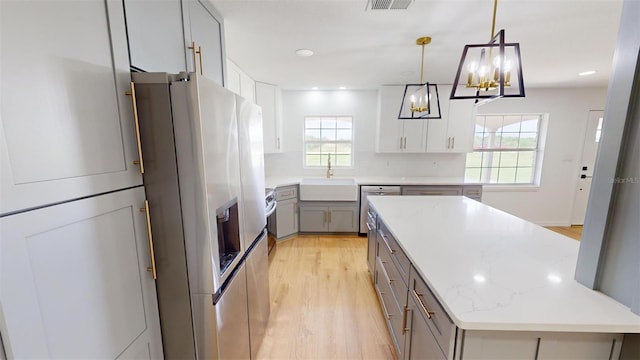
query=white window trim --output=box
[465,113,548,186]
[302,115,355,169]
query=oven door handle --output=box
[265,200,278,217]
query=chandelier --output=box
[450,0,525,103]
[398,36,441,120]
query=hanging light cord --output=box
[419,44,425,83]
[490,0,498,39]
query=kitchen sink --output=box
[299,178,358,201]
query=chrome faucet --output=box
[326,153,334,178]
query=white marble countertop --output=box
[265,176,480,189]
[368,196,640,333]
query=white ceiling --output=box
[211,0,623,90]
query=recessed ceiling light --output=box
[311,86,319,90]
[579,70,596,76]
[339,86,346,90]
[295,49,314,57]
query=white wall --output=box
[264,89,466,178]
[265,87,608,226]
[477,87,608,226]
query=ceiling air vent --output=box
[367,0,413,10]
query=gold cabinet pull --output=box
[381,233,395,254]
[378,291,391,320]
[125,82,144,174]
[140,200,157,279]
[188,41,198,73]
[412,289,435,319]
[328,211,331,224]
[197,46,203,75]
[402,305,411,334]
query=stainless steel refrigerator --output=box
[131,72,269,359]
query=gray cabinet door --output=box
[183,0,225,85]
[0,187,163,358]
[406,296,446,360]
[276,198,298,238]
[124,0,187,72]
[299,206,329,232]
[328,207,358,232]
[0,0,142,215]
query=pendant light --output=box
[450,0,525,103]
[398,36,441,120]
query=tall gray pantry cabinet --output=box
[0,0,162,358]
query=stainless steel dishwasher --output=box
[359,186,401,234]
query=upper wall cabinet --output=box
[426,85,476,153]
[183,0,226,85]
[255,82,283,154]
[227,60,256,103]
[376,85,476,154]
[376,86,427,153]
[124,0,187,72]
[0,0,142,215]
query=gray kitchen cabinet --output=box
[124,0,187,72]
[256,82,283,154]
[275,198,299,238]
[377,86,427,153]
[402,186,463,196]
[401,185,483,201]
[299,206,329,232]
[299,202,359,232]
[372,214,626,360]
[269,185,298,238]
[0,187,163,358]
[183,0,226,85]
[0,0,142,215]
[405,295,447,360]
[366,206,378,279]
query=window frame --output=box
[303,115,355,169]
[465,113,546,185]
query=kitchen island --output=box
[367,196,640,359]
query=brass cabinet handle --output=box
[451,137,455,149]
[402,305,411,334]
[323,211,327,225]
[188,41,198,73]
[328,211,331,223]
[379,260,394,285]
[140,200,157,279]
[197,46,203,75]
[381,233,395,254]
[125,82,144,174]
[412,289,434,319]
[378,291,391,320]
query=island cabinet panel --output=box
[375,257,407,360]
[406,294,447,360]
[458,331,623,360]
[378,222,411,284]
[408,267,456,358]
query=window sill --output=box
[482,184,540,192]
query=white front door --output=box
[571,111,604,225]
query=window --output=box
[304,116,353,167]
[465,114,543,184]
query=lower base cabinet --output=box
[372,216,627,360]
[299,202,358,232]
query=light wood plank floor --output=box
[257,234,395,360]
[545,226,583,240]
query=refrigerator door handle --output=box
[265,200,277,217]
